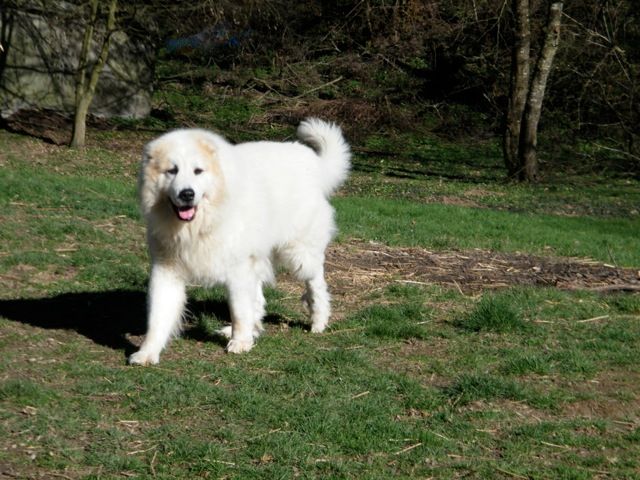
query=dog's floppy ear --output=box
[142,143,154,165]
[197,137,217,161]
[142,141,174,174]
[195,134,227,206]
[138,141,170,216]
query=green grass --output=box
[350,133,640,218]
[336,197,640,266]
[5,285,638,478]
[454,291,529,333]
[1,122,640,479]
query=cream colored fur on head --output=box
[129,118,351,365]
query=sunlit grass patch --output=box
[501,353,553,375]
[444,373,527,405]
[335,196,640,266]
[350,303,430,340]
[454,291,530,333]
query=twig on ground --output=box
[576,314,609,323]
[245,428,283,442]
[494,466,528,479]
[150,450,157,477]
[208,460,236,467]
[452,279,465,296]
[351,391,370,400]
[540,440,571,449]
[49,474,73,480]
[395,279,431,286]
[293,76,343,99]
[394,442,423,455]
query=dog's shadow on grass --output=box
[0,290,241,358]
[0,290,307,358]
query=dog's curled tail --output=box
[297,118,351,196]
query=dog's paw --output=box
[216,325,233,339]
[128,350,160,366]
[226,338,254,354]
[310,320,328,333]
[311,316,329,333]
[218,324,263,341]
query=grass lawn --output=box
[0,125,639,479]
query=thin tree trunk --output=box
[518,2,563,181]
[70,0,117,148]
[503,0,531,179]
[72,96,92,149]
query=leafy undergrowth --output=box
[1,125,639,478]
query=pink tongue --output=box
[178,207,196,221]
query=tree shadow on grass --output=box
[0,290,234,358]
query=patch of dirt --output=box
[2,108,111,145]
[562,371,640,424]
[0,264,77,293]
[272,240,639,323]
[464,187,505,198]
[437,195,480,208]
[461,398,554,425]
[325,240,640,298]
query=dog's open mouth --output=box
[172,203,197,222]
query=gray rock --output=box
[0,1,154,121]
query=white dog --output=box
[128,119,350,365]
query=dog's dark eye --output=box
[194,168,204,175]
[166,166,178,175]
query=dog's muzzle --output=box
[172,188,197,222]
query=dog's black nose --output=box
[178,188,195,203]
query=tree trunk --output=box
[70,0,117,148]
[503,0,531,179]
[71,96,92,149]
[518,2,563,181]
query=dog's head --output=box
[139,129,225,223]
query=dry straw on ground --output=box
[274,241,640,320]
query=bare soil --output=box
[2,109,111,145]
[269,240,639,323]
[325,240,640,297]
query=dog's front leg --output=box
[226,275,261,353]
[129,264,186,365]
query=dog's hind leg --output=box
[280,244,331,333]
[303,268,331,333]
[129,265,186,365]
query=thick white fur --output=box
[128,119,350,365]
